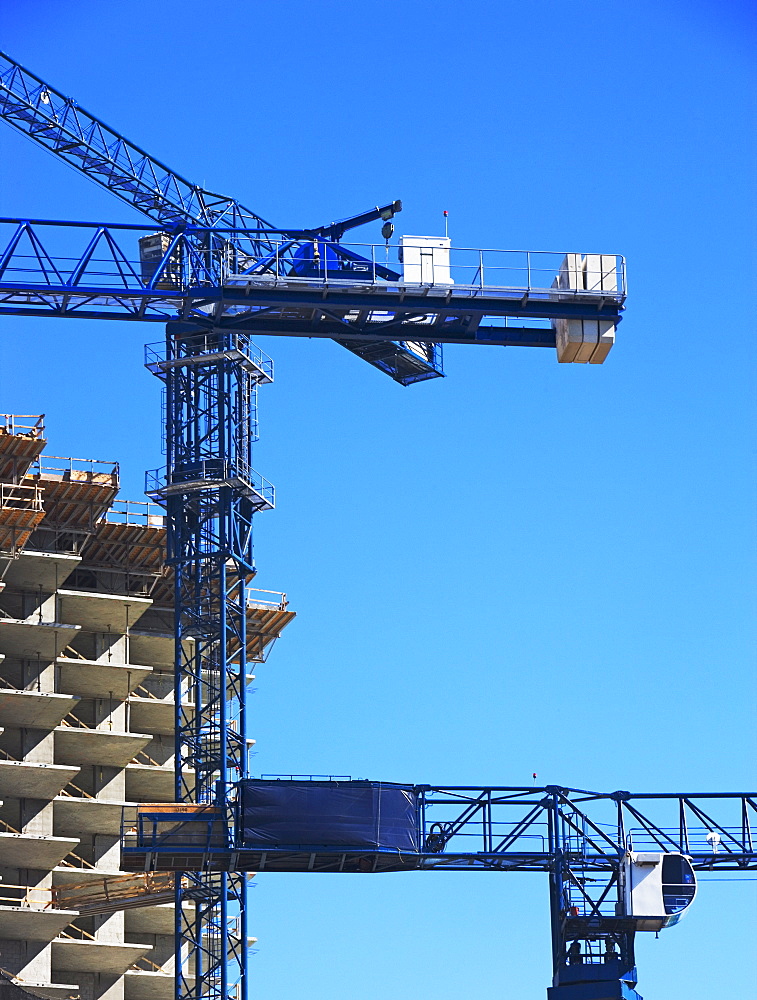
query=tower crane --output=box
[1,50,751,1000]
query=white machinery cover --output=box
[399,236,453,285]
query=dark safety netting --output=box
[238,780,419,853]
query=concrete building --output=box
[0,415,292,1000]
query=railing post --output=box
[371,243,376,284]
[275,242,279,280]
[526,251,531,290]
[479,250,484,290]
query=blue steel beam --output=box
[0,51,424,382]
[0,219,625,379]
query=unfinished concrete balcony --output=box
[128,628,194,672]
[0,755,79,799]
[0,549,81,593]
[124,762,193,803]
[55,589,152,635]
[51,931,153,977]
[128,686,194,737]
[0,687,80,729]
[55,655,153,700]
[124,903,178,937]
[0,819,79,868]
[53,792,132,838]
[0,618,81,660]
[0,883,78,943]
[54,714,152,768]
[1,977,80,1000]
[124,968,192,1000]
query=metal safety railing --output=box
[0,219,626,300]
[28,454,119,482]
[230,243,626,298]
[0,481,43,510]
[0,414,44,437]
[105,499,166,528]
[246,588,288,612]
[122,804,231,853]
[145,331,274,383]
[146,458,274,508]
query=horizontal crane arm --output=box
[0,218,626,377]
[0,51,430,382]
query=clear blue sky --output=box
[1,1,755,997]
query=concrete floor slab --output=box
[124,764,181,803]
[0,551,81,591]
[53,797,131,836]
[56,591,152,633]
[52,866,124,885]
[0,620,81,660]
[0,832,79,869]
[56,657,152,699]
[128,697,193,736]
[54,728,151,767]
[0,760,79,799]
[51,939,152,975]
[0,905,79,941]
[4,981,81,1000]
[124,901,195,936]
[124,970,193,1000]
[128,631,194,671]
[0,690,79,729]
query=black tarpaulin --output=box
[239,780,419,853]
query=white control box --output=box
[399,236,453,285]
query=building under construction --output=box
[0,414,294,1000]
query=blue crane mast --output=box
[3,49,742,1000]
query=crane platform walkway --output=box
[0,220,625,364]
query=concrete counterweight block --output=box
[554,318,616,364]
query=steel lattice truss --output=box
[413,786,757,871]
[0,50,429,382]
[145,329,273,1000]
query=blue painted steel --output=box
[122,784,756,1000]
[0,218,628,384]
[145,328,275,1000]
[0,51,424,383]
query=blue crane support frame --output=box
[144,328,275,1000]
[0,51,430,383]
[123,782,757,1000]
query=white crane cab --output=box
[623,851,697,931]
